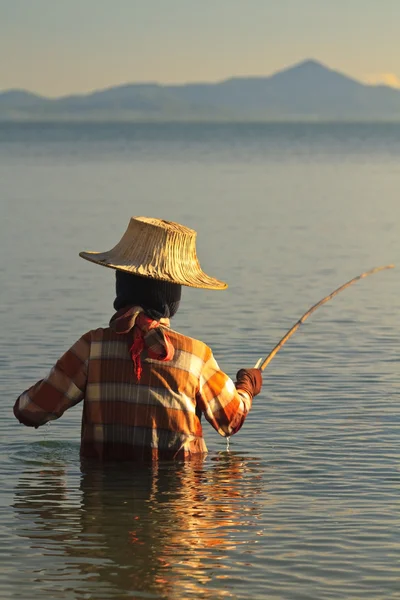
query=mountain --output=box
[1,59,400,121]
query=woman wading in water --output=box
[13,217,262,460]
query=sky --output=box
[1,0,400,97]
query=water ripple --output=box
[1,122,400,599]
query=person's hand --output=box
[13,404,39,428]
[235,368,262,398]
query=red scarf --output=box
[110,306,174,381]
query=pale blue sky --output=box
[1,0,400,96]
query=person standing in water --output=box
[13,217,262,460]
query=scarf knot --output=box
[109,306,174,381]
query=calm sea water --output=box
[0,122,399,599]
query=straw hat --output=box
[79,216,228,290]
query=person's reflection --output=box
[13,453,264,599]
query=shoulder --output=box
[163,326,212,362]
[80,326,128,360]
[84,327,112,341]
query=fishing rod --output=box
[254,265,394,371]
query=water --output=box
[0,122,399,599]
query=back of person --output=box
[13,217,262,460]
[85,320,253,459]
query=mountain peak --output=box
[279,58,335,76]
[294,59,328,70]
[269,58,362,89]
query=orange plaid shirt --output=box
[14,316,252,460]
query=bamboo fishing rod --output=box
[255,265,394,372]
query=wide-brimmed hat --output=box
[79,216,227,290]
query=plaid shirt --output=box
[14,312,252,460]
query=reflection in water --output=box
[12,452,264,599]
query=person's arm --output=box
[196,348,262,437]
[13,332,90,428]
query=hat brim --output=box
[79,251,228,290]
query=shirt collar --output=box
[109,305,170,334]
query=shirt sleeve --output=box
[13,332,91,428]
[196,348,252,437]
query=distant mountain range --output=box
[2,59,400,121]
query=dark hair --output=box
[113,270,181,319]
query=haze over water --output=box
[0,121,399,599]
